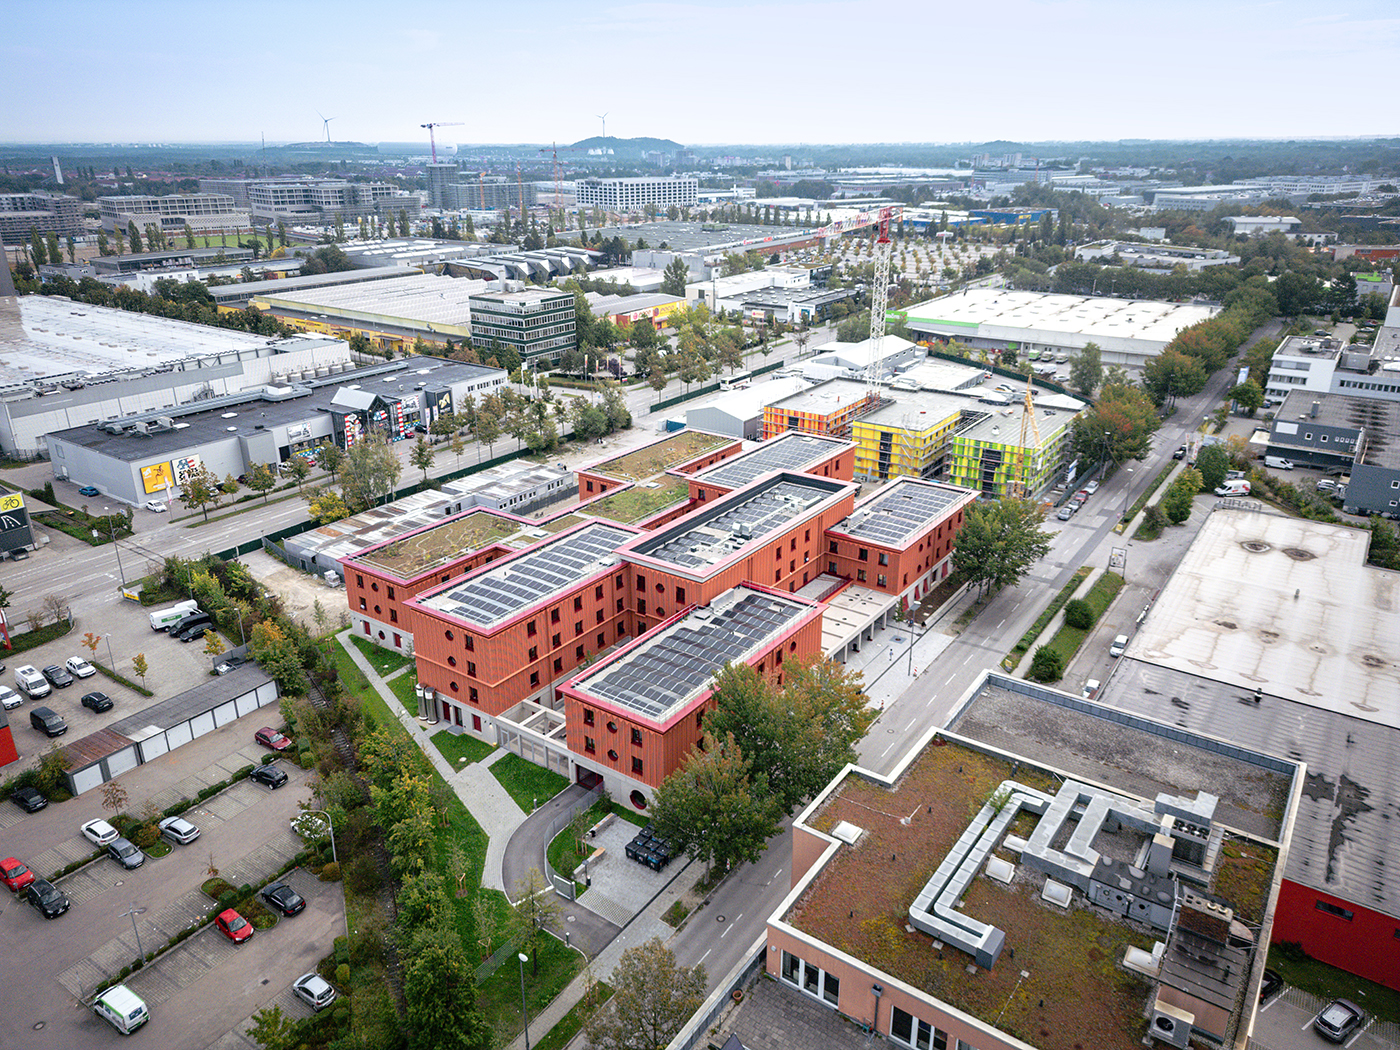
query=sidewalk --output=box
[335,629,525,892]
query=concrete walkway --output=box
[335,630,526,892]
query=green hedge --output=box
[1005,566,1091,669]
[5,619,74,654]
[93,659,154,697]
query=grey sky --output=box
[5,0,1398,146]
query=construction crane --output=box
[1009,371,1043,500]
[538,141,580,218]
[863,205,902,395]
[420,121,464,164]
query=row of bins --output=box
[624,823,674,872]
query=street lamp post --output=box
[518,952,532,1050]
[1121,466,1136,519]
[303,808,349,942]
[120,905,146,966]
[104,633,116,669]
[101,507,127,587]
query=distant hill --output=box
[569,136,684,157]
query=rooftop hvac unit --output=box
[1148,1000,1194,1049]
[155,416,175,428]
[129,422,149,435]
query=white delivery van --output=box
[15,664,50,699]
[149,600,199,631]
[94,984,149,1034]
[1215,480,1251,497]
[1263,456,1294,470]
[1109,635,1129,658]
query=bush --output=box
[133,824,160,850]
[1029,645,1064,682]
[218,889,239,909]
[1063,599,1093,630]
[343,856,379,894]
[336,963,350,987]
[320,861,341,882]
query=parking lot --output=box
[0,705,340,1050]
[1253,984,1400,1050]
[3,591,228,773]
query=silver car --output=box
[158,816,201,845]
[0,686,21,710]
[293,972,336,1011]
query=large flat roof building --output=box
[903,289,1218,370]
[467,287,576,364]
[97,193,249,234]
[0,192,83,246]
[576,176,698,212]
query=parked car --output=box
[107,837,145,870]
[81,691,114,712]
[143,500,167,513]
[64,656,96,679]
[260,881,306,916]
[41,665,73,689]
[1172,445,1187,460]
[1085,480,1100,494]
[255,727,292,751]
[1,856,36,893]
[1259,969,1282,1002]
[250,764,288,789]
[158,815,201,845]
[1312,999,1364,1043]
[93,985,149,1035]
[1109,634,1129,658]
[82,818,120,846]
[215,908,255,944]
[0,686,21,710]
[11,787,47,812]
[77,485,100,497]
[177,622,211,642]
[29,706,67,737]
[25,878,69,918]
[1056,505,1074,521]
[14,665,51,699]
[1081,679,1101,700]
[293,972,337,1011]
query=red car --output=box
[1,856,35,893]
[215,908,255,944]
[254,727,291,751]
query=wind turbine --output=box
[317,110,336,143]
[596,112,608,139]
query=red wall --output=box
[825,506,966,600]
[688,446,854,501]
[1274,879,1400,991]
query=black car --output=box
[1259,969,1282,1002]
[249,764,288,789]
[178,623,210,643]
[81,691,114,713]
[25,878,69,918]
[260,881,306,916]
[1172,445,1187,460]
[41,665,73,688]
[11,787,47,812]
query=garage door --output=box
[213,699,239,727]
[235,692,260,718]
[70,763,105,796]
[189,711,215,738]
[138,735,169,762]
[107,746,139,778]
[166,722,193,749]
[255,682,278,708]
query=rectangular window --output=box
[530,671,540,687]
[574,595,583,612]
[584,708,595,726]
[858,548,868,561]
[596,609,604,623]
[584,736,596,754]
[877,574,887,587]
[576,645,585,661]
[356,574,364,588]
[615,596,625,613]
[595,585,604,600]
[822,971,839,1006]
[528,646,538,661]
[631,756,644,775]
[636,574,646,591]
[552,608,560,623]
[597,632,605,647]
[553,657,563,673]
[637,599,647,616]
[390,608,398,623]
[858,569,867,582]
[675,586,685,604]
[359,597,367,611]
[829,540,838,554]
[696,709,704,729]
[527,620,537,637]
[464,634,474,651]
[781,951,802,985]
[386,586,395,600]
[829,561,838,574]
[469,687,478,703]
[467,661,476,677]
[878,551,889,566]
[575,621,584,636]
[1316,900,1355,920]
[631,727,642,746]
[552,633,561,648]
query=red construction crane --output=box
[420,121,464,164]
[863,206,902,395]
[537,141,580,215]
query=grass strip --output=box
[349,635,413,676]
[1121,463,1177,524]
[1040,572,1125,671]
[534,981,614,1050]
[1267,944,1400,1024]
[430,731,497,768]
[489,753,570,813]
[1004,566,1091,669]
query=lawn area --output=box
[547,801,608,890]
[490,753,570,813]
[1005,566,1091,668]
[388,671,418,717]
[585,477,690,524]
[478,935,584,1045]
[1039,572,1125,673]
[350,635,414,676]
[1268,944,1400,1024]
[430,731,497,769]
[535,981,613,1050]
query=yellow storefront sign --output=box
[141,462,174,494]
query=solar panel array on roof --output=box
[640,480,829,569]
[425,523,632,626]
[836,482,964,545]
[581,590,809,721]
[697,434,841,489]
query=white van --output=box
[1263,456,1294,470]
[15,665,50,699]
[1215,479,1251,497]
[149,600,199,631]
[1109,635,1129,658]
[94,984,149,1034]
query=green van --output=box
[94,984,149,1035]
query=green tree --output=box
[178,465,221,521]
[951,498,1053,598]
[660,257,689,297]
[29,228,47,268]
[510,867,562,974]
[1029,645,1063,682]
[588,938,706,1050]
[249,620,307,696]
[285,456,311,490]
[473,410,501,459]
[1063,599,1093,630]
[600,381,632,432]
[1072,383,1162,465]
[316,442,343,482]
[96,230,110,256]
[1142,349,1207,407]
[410,436,435,483]
[127,220,142,254]
[46,232,62,268]
[1195,444,1229,493]
[652,732,783,879]
[402,925,493,1050]
[246,1005,299,1050]
[132,652,148,688]
[183,222,196,249]
[1068,341,1102,399]
[704,658,872,816]
[1162,481,1194,524]
[341,432,402,511]
[246,463,276,503]
[1229,379,1266,417]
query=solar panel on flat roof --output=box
[638,479,831,570]
[836,483,962,545]
[698,434,839,488]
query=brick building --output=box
[574,429,740,500]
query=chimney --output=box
[1311,401,1319,419]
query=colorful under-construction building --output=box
[946,400,1076,499]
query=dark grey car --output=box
[107,837,145,870]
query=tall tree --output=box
[1142,348,1207,407]
[951,498,1053,597]
[1072,382,1162,465]
[316,442,344,483]
[1068,341,1102,399]
[410,435,435,483]
[660,257,689,297]
[652,732,783,878]
[588,938,706,1050]
[246,463,276,503]
[402,925,493,1050]
[28,228,47,268]
[179,465,221,521]
[340,432,402,511]
[127,220,142,254]
[510,867,562,975]
[1228,379,1265,417]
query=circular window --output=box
[377,631,385,640]
[629,790,648,810]
[371,582,379,592]
[450,681,459,692]
[374,605,381,615]
[607,749,619,761]
[448,656,457,667]
[445,630,455,641]
[607,721,618,733]
[655,582,663,593]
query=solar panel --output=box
[699,434,839,489]
[835,482,962,545]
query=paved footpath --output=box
[337,630,526,892]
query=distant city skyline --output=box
[5,0,1398,147]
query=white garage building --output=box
[902,289,1218,370]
